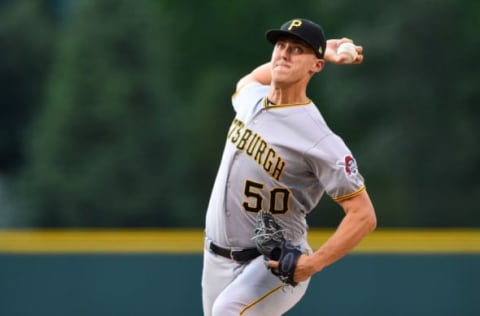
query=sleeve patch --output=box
[336,155,359,177]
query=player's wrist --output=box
[309,250,329,274]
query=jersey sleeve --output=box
[231,82,269,114]
[306,134,366,202]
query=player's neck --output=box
[268,86,309,106]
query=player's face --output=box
[271,36,323,85]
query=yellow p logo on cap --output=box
[288,19,302,30]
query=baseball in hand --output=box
[336,42,358,62]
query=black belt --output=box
[209,242,260,262]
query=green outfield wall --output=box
[0,230,479,316]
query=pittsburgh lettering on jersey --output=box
[227,118,285,181]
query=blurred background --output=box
[1,1,480,315]
[0,0,479,229]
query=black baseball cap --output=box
[265,18,327,58]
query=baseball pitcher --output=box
[202,18,377,316]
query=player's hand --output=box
[324,38,364,65]
[267,254,316,283]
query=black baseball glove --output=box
[253,210,303,286]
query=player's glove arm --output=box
[252,210,303,286]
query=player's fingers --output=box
[326,38,353,51]
[339,37,353,44]
[267,260,279,272]
[335,54,354,64]
[354,53,364,64]
[352,45,364,63]
[267,260,279,268]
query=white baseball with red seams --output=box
[337,42,358,62]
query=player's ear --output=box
[311,59,324,74]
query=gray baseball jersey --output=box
[205,82,365,249]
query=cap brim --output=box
[266,29,299,45]
[265,29,322,58]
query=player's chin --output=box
[271,75,292,87]
[272,67,290,77]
